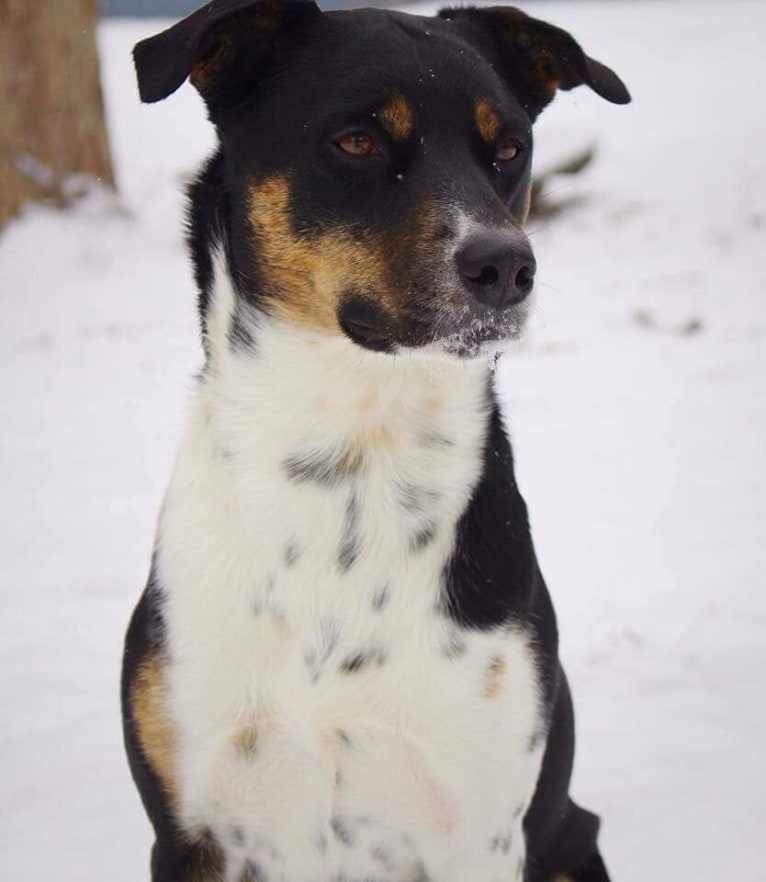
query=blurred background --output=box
[1,1,765,880]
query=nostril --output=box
[466,265,499,287]
[514,264,535,295]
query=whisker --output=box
[535,175,593,201]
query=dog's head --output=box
[135,0,629,359]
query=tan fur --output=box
[247,176,393,333]
[533,51,561,97]
[233,724,259,756]
[334,426,396,467]
[190,39,229,93]
[336,445,365,475]
[379,94,414,140]
[190,2,286,96]
[246,176,456,337]
[357,393,377,413]
[484,653,508,698]
[130,650,179,811]
[493,11,563,111]
[423,395,443,413]
[475,99,500,143]
[365,423,395,450]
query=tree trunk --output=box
[0,0,115,230]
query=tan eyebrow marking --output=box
[475,98,500,143]
[378,95,414,140]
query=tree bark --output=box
[0,0,115,229]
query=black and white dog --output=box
[122,2,630,880]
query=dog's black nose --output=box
[455,231,536,309]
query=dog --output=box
[121,2,630,880]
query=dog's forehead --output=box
[275,8,524,125]
[323,6,465,55]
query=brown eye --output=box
[495,139,521,162]
[338,133,375,157]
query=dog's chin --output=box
[401,301,531,363]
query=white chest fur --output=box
[155,266,545,882]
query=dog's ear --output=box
[134,0,320,108]
[438,5,630,120]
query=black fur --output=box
[338,492,361,572]
[444,399,537,630]
[283,448,362,485]
[133,0,321,107]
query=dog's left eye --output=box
[337,133,376,157]
[495,139,521,162]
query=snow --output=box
[1,1,764,878]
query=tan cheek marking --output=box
[247,176,392,333]
[475,98,500,143]
[553,876,575,882]
[130,651,178,811]
[379,94,414,140]
[484,653,508,698]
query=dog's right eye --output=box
[337,133,376,157]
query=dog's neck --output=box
[194,252,495,477]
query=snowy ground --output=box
[1,1,765,879]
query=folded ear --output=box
[438,5,630,120]
[134,0,320,107]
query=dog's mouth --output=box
[437,294,532,358]
[339,316,393,353]
[337,290,531,360]
[337,298,394,353]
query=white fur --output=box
[156,257,545,882]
